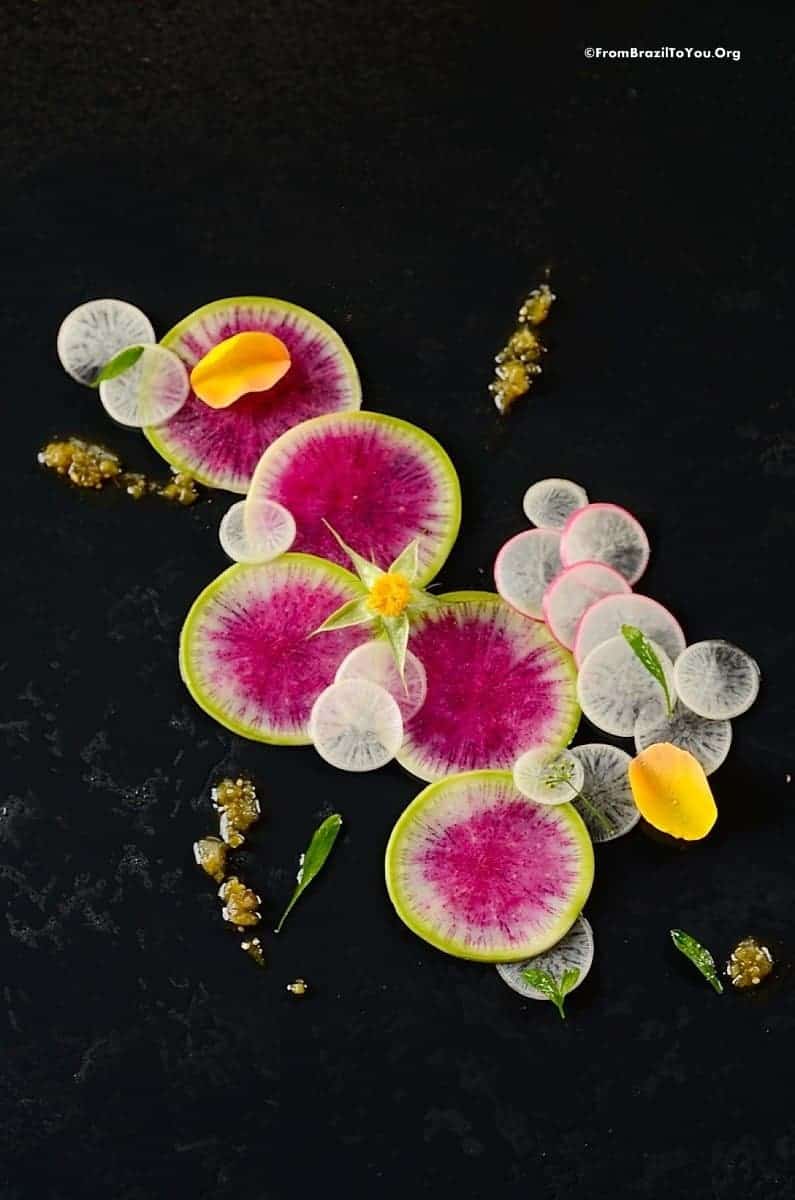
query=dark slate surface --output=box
[2,4,794,1198]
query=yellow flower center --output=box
[367,572,411,618]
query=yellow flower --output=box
[367,572,411,617]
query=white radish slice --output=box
[634,702,732,776]
[574,593,686,668]
[522,478,589,530]
[561,502,650,585]
[513,747,585,805]
[309,679,404,772]
[494,529,562,620]
[335,642,427,723]
[569,743,639,842]
[219,499,296,564]
[98,344,189,428]
[57,299,156,386]
[542,561,631,650]
[496,916,594,999]
[673,640,760,720]
[577,634,674,737]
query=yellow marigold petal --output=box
[628,742,717,841]
[190,331,291,409]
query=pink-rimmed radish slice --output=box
[496,915,594,998]
[522,478,588,530]
[385,770,594,961]
[574,593,685,668]
[512,747,584,805]
[335,642,427,723]
[673,640,760,720]
[57,298,155,386]
[98,344,190,428]
[569,743,639,842]
[542,562,631,650]
[219,499,296,564]
[309,679,403,772]
[561,502,650,585]
[577,634,675,737]
[634,702,732,776]
[494,529,561,620]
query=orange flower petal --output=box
[628,742,717,841]
[190,331,291,409]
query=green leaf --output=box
[380,613,410,682]
[520,967,571,1019]
[389,538,420,582]
[559,967,581,998]
[93,344,144,386]
[621,623,674,715]
[322,520,382,589]
[309,594,372,636]
[275,814,343,933]
[670,928,724,994]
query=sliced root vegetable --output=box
[628,742,718,840]
[57,298,156,386]
[218,499,296,564]
[512,747,584,805]
[98,344,189,428]
[634,703,732,776]
[577,634,674,737]
[673,640,760,720]
[496,915,594,998]
[542,561,631,650]
[144,297,361,492]
[179,554,371,744]
[522,478,588,530]
[569,743,639,842]
[561,502,650,585]
[309,679,403,772]
[494,529,562,620]
[574,593,685,669]
[385,770,594,961]
[247,411,461,585]
[335,641,427,722]
[397,592,580,782]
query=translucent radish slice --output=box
[569,743,639,842]
[577,634,674,737]
[98,344,189,428]
[542,562,631,650]
[522,478,589,530]
[561,502,650,585]
[309,679,404,772]
[335,642,427,723]
[57,299,156,386]
[634,703,732,776]
[513,748,585,805]
[673,640,760,720]
[496,916,594,999]
[574,593,686,668]
[219,500,296,564]
[494,529,562,620]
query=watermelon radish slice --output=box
[247,411,461,586]
[179,554,371,744]
[396,592,579,782]
[523,478,588,530]
[335,642,427,722]
[144,297,361,493]
[385,770,594,961]
[569,743,639,842]
[673,640,761,720]
[218,499,296,564]
[634,702,732,776]
[561,502,650,585]
[494,529,562,620]
[496,915,594,998]
[98,344,189,428]
[577,634,675,737]
[57,298,155,386]
[512,747,585,805]
[309,679,403,772]
[543,561,631,650]
[574,593,686,668]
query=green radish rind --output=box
[179,553,367,745]
[385,770,594,962]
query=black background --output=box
[2,4,794,1198]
